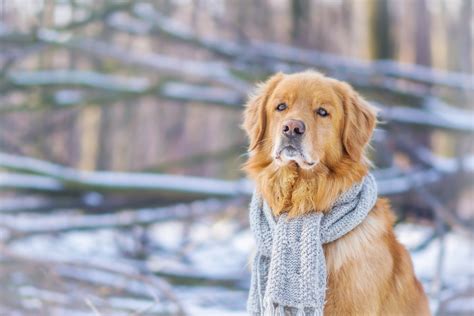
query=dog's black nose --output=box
[282,119,305,139]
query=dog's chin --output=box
[274,146,318,170]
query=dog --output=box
[243,71,430,315]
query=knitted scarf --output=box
[247,174,377,316]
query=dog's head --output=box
[243,71,377,174]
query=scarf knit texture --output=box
[247,173,378,316]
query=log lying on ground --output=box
[35,29,250,94]
[160,82,474,132]
[0,152,253,199]
[159,83,473,132]
[0,193,186,214]
[1,152,473,198]
[8,70,151,93]
[0,173,63,191]
[1,73,245,112]
[3,70,472,133]
[160,82,244,106]
[0,195,72,213]
[0,198,236,238]
[374,102,474,132]
[2,22,469,114]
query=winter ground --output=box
[0,208,472,316]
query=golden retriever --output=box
[243,71,430,315]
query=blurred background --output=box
[0,0,473,315]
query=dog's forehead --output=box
[273,74,339,104]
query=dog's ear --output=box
[335,81,377,161]
[243,73,284,152]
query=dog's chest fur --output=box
[323,199,430,315]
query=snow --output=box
[3,211,472,315]
[446,297,474,313]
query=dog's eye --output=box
[316,107,329,117]
[276,103,287,111]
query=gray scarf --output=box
[247,174,377,316]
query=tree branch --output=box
[128,3,473,91]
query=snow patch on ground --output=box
[5,217,472,315]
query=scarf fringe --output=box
[260,304,324,316]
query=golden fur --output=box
[243,71,430,315]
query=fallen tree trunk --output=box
[0,198,236,239]
[8,70,151,93]
[35,29,250,94]
[0,152,253,198]
[1,152,472,198]
[3,73,472,132]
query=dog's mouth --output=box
[274,145,317,168]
